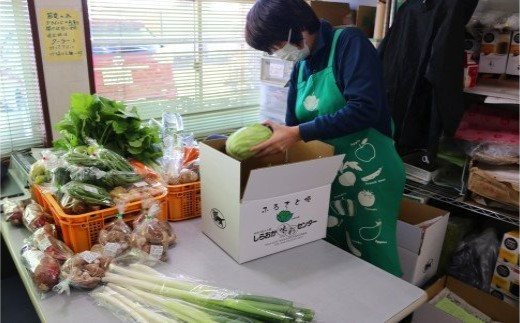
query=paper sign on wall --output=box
[40,9,84,62]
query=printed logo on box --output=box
[250,194,319,246]
[505,237,518,251]
[211,208,226,229]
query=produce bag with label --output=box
[68,165,142,190]
[131,199,175,261]
[109,180,165,204]
[54,250,111,294]
[60,181,114,207]
[21,245,61,295]
[27,224,73,262]
[98,200,132,258]
[23,201,54,232]
[94,262,315,322]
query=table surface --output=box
[1,218,426,323]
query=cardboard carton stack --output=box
[490,231,519,307]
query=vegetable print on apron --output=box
[295,29,404,276]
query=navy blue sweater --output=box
[286,20,392,141]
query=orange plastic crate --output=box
[31,184,50,212]
[44,191,167,253]
[167,182,201,221]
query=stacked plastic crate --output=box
[259,55,294,124]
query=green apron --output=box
[295,28,404,276]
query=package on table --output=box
[200,139,343,263]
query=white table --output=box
[1,218,426,323]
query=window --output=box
[0,0,46,156]
[87,0,261,136]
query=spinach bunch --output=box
[53,94,162,164]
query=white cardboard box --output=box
[506,32,519,75]
[200,139,344,264]
[397,200,450,286]
[479,30,512,74]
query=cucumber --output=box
[61,181,114,206]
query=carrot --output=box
[130,160,161,181]
[182,147,199,166]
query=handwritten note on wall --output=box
[40,9,84,62]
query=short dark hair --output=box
[245,0,321,54]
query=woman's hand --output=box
[251,121,301,157]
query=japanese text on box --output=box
[40,9,83,61]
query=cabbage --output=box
[225,124,272,160]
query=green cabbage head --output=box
[225,124,272,160]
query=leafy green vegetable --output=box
[53,93,162,163]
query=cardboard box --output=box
[490,288,519,308]
[479,30,512,74]
[506,31,519,75]
[468,163,519,208]
[310,1,351,27]
[355,6,376,38]
[499,231,520,266]
[491,260,519,300]
[397,199,450,286]
[200,139,343,263]
[413,276,519,323]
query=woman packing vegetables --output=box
[245,0,405,276]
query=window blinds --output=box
[0,0,45,156]
[87,0,261,137]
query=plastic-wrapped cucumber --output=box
[61,181,114,207]
[69,167,141,189]
[65,152,106,169]
[98,149,133,172]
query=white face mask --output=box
[273,29,310,61]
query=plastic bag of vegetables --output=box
[131,201,175,261]
[68,165,141,189]
[109,180,165,204]
[60,193,100,215]
[21,245,61,295]
[98,201,132,258]
[54,250,111,294]
[3,198,30,226]
[23,202,54,232]
[27,224,73,263]
[61,181,114,207]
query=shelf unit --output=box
[405,180,518,226]
[405,79,518,226]
[463,79,520,104]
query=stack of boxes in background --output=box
[258,56,293,125]
[479,30,513,74]
[506,31,519,75]
[478,29,519,77]
[490,231,519,307]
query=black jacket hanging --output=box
[378,0,478,160]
